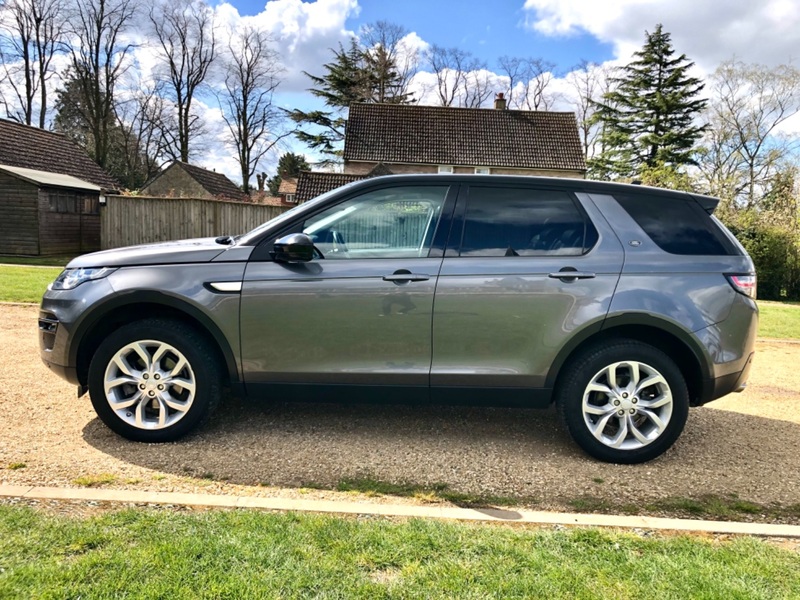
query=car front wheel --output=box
[556,340,689,463]
[88,318,222,442]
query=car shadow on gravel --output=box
[81,397,800,510]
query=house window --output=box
[48,192,78,213]
[285,194,297,204]
[437,165,453,174]
[474,167,491,175]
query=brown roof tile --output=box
[343,103,586,172]
[0,118,119,190]
[175,161,247,201]
[250,192,284,206]
[296,171,365,203]
[278,177,298,195]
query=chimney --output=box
[494,92,507,110]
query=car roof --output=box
[342,174,719,212]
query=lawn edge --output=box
[2,484,799,538]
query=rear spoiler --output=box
[691,193,720,214]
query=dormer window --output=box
[285,193,297,204]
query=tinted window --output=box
[615,194,738,255]
[302,185,448,259]
[459,187,597,257]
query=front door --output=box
[240,184,455,399]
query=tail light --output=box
[726,274,757,299]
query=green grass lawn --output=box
[0,255,74,267]
[0,265,61,303]
[0,505,797,599]
[756,301,800,339]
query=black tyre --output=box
[556,339,689,463]
[88,318,222,442]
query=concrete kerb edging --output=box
[2,485,799,538]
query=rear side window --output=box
[615,194,739,255]
[459,187,598,257]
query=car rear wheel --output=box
[88,319,222,442]
[556,340,689,463]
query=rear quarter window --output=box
[614,194,739,256]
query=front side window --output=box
[459,186,597,257]
[301,185,448,259]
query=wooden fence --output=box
[101,195,287,249]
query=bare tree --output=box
[697,60,800,207]
[565,60,615,160]
[425,45,490,107]
[0,0,66,127]
[149,0,216,162]
[497,55,524,108]
[462,69,494,108]
[63,0,135,171]
[114,81,171,187]
[220,26,289,194]
[360,20,418,103]
[518,58,556,110]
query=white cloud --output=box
[214,0,359,92]
[523,0,800,72]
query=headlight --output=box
[50,267,116,290]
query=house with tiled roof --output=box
[292,96,586,205]
[343,96,586,178]
[141,161,247,202]
[0,119,119,256]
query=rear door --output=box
[430,183,624,402]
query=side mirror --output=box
[273,232,315,263]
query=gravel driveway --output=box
[2,304,799,517]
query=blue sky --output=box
[231,0,614,72]
[198,0,800,180]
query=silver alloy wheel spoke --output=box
[103,340,196,431]
[584,402,615,416]
[582,359,673,451]
[609,416,628,448]
[638,393,671,409]
[627,415,649,444]
[591,412,616,441]
[635,374,666,396]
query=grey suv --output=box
[39,175,757,463]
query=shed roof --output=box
[0,164,101,191]
[343,103,586,172]
[0,118,119,190]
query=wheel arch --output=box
[546,315,713,406]
[72,291,240,390]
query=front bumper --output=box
[38,278,116,386]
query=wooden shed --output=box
[0,165,102,256]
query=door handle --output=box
[383,269,430,283]
[548,269,596,282]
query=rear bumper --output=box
[697,351,754,406]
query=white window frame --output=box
[437,165,454,174]
[285,193,297,204]
[474,167,491,175]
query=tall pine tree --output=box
[590,24,707,180]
